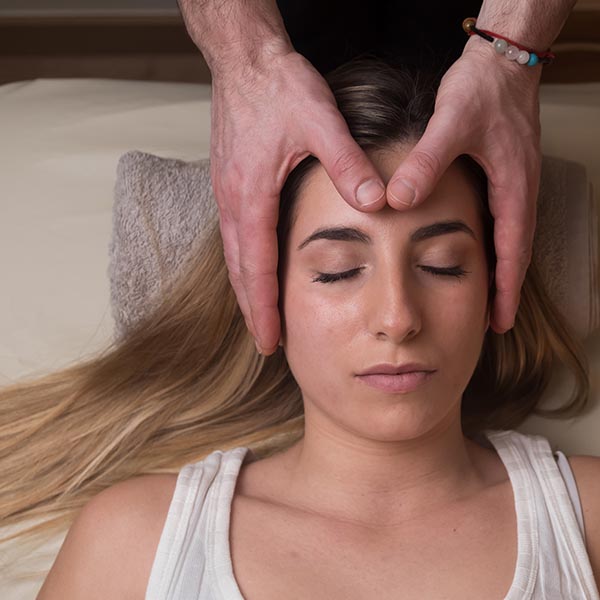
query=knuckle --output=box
[330,149,362,178]
[520,246,533,266]
[218,162,249,196]
[237,214,278,240]
[412,150,441,177]
[238,262,267,281]
[512,252,531,270]
[497,246,531,269]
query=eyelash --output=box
[312,266,469,283]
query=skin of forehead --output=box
[290,148,484,249]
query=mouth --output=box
[355,370,435,393]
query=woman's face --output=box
[279,146,492,441]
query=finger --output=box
[488,163,538,333]
[237,203,281,355]
[311,108,387,211]
[216,206,257,339]
[387,109,463,209]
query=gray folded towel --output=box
[109,151,599,341]
[109,151,218,340]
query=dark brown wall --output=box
[0,11,598,85]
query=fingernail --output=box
[356,179,385,207]
[389,179,416,207]
[254,340,263,355]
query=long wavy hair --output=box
[0,57,590,577]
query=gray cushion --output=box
[109,151,599,340]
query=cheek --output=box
[430,280,489,382]
[281,277,357,372]
[434,285,486,327]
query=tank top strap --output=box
[207,447,253,600]
[145,447,251,599]
[483,429,539,598]
[486,430,584,548]
[554,449,586,541]
[484,429,599,600]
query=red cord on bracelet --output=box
[462,17,555,66]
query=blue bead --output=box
[527,53,539,67]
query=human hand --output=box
[386,37,543,334]
[210,48,387,354]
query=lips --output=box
[355,363,436,393]
[356,363,435,376]
[356,370,434,393]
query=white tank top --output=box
[145,429,600,599]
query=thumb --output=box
[312,112,387,211]
[387,113,461,210]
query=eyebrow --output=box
[297,220,477,250]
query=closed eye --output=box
[312,267,364,283]
[312,266,469,283]
[421,266,470,279]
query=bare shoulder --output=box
[565,455,600,585]
[37,472,178,600]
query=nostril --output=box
[375,325,419,341]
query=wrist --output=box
[207,35,295,81]
[178,0,293,78]
[462,34,543,85]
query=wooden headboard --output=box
[0,7,598,85]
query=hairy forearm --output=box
[176,0,292,74]
[475,0,577,49]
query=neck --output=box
[272,407,495,530]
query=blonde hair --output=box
[0,57,590,576]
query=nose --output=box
[368,267,422,344]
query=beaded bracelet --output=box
[462,17,555,67]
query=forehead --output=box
[291,147,484,243]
